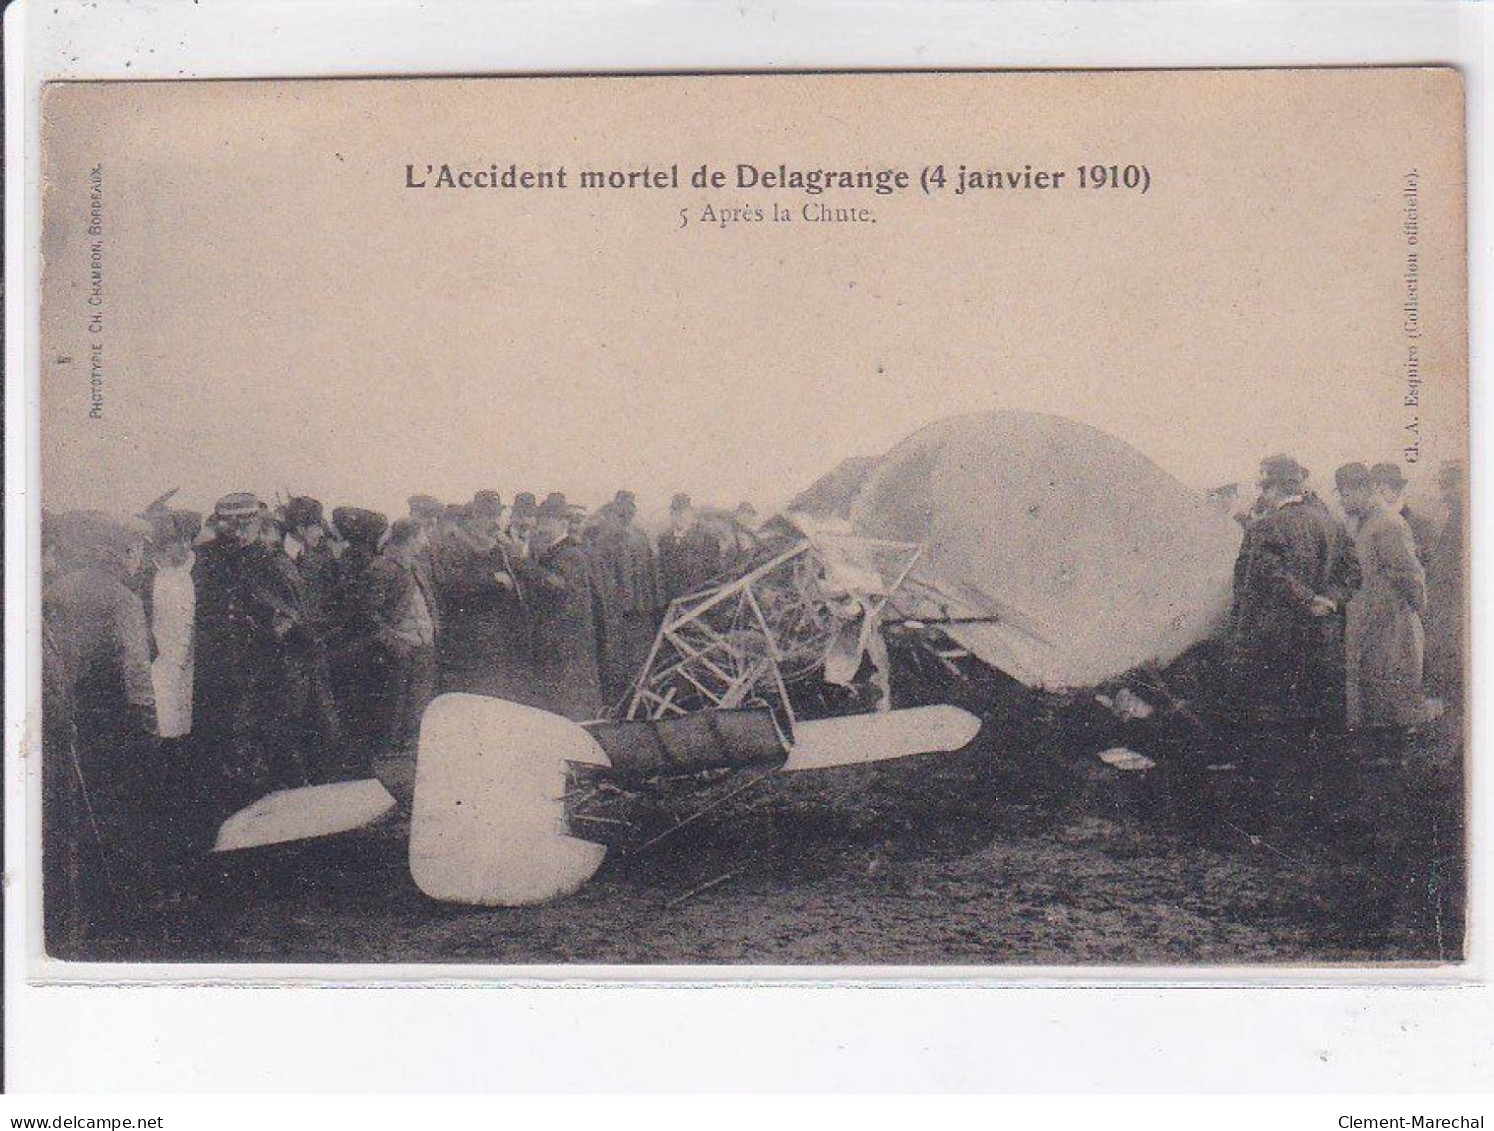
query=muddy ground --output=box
[73,695,1466,968]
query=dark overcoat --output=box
[430,530,531,700]
[657,525,724,604]
[525,536,606,721]
[192,539,306,809]
[591,520,663,704]
[1423,505,1464,699]
[1227,493,1361,727]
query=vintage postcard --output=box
[34,69,1467,969]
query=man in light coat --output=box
[1337,462,1428,744]
[44,510,158,940]
[147,509,201,741]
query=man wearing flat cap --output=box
[1227,456,1360,775]
[43,510,157,943]
[1337,462,1427,739]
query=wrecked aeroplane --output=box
[215,410,1243,906]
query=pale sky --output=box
[41,72,1466,522]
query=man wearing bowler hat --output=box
[591,490,663,707]
[519,492,606,720]
[505,491,539,558]
[432,490,531,699]
[657,492,723,604]
[407,494,444,534]
[1226,456,1360,784]
[275,495,344,782]
[1370,461,1434,567]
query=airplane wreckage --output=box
[214,411,1244,906]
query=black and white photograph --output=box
[33,68,1468,970]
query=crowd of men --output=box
[40,453,1466,945]
[1224,456,1464,776]
[42,485,752,940]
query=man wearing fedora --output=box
[282,496,341,630]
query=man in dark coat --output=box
[1226,455,1360,770]
[505,492,538,560]
[42,590,81,952]
[283,496,341,626]
[591,491,663,707]
[280,496,344,781]
[430,492,529,699]
[657,493,724,604]
[520,493,606,720]
[193,493,309,816]
[407,494,444,534]
[405,495,445,587]
[361,519,440,806]
[44,510,158,941]
[326,506,390,777]
[1423,460,1465,702]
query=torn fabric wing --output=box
[839,411,1242,690]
